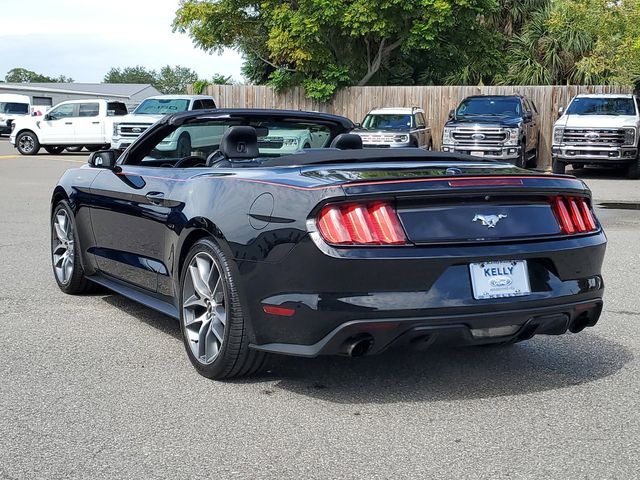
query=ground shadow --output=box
[96,293,632,405]
[569,165,628,180]
[249,332,632,404]
[101,294,181,341]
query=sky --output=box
[0,0,244,83]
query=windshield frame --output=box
[565,96,638,116]
[456,97,522,117]
[133,98,191,115]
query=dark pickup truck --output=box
[441,95,540,168]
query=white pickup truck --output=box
[552,94,640,179]
[0,94,31,135]
[10,99,128,155]
[111,95,217,152]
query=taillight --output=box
[316,201,407,245]
[552,197,597,235]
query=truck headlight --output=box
[113,123,120,136]
[283,138,299,147]
[624,127,636,146]
[442,127,453,143]
[553,127,564,144]
[504,128,520,146]
[394,134,409,143]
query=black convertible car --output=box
[50,109,606,379]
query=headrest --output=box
[219,126,259,159]
[330,133,363,150]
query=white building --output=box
[0,83,161,113]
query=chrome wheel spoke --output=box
[183,293,206,310]
[52,209,74,285]
[203,326,219,363]
[213,304,226,327]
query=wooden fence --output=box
[202,84,633,167]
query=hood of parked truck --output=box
[115,113,164,125]
[445,115,522,128]
[555,114,638,129]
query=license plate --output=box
[469,260,531,300]
[469,151,485,157]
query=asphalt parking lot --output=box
[0,136,638,479]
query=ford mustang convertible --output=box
[50,109,606,379]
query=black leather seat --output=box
[207,126,259,167]
[330,133,363,150]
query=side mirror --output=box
[88,150,119,170]
[448,109,455,119]
[557,106,564,118]
[43,113,51,121]
[524,111,533,121]
[354,122,362,128]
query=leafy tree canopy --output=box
[174,0,498,100]
[5,68,73,83]
[103,65,233,94]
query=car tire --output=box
[86,145,102,152]
[16,131,40,155]
[552,158,566,174]
[627,156,640,179]
[66,146,84,152]
[177,134,192,157]
[51,200,93,294]
[179,238,266,379]
[516,142,527,168]
[45,146,65,155]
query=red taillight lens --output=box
[552,197,597,235]
[316,202,407,246]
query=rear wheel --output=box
[51,201,93,294]
[179,238,266,379]
[44,146,65,155]
[66,146,84,152]
[16,131,40,155]
[86,145,103,152]
[552,158,566,174]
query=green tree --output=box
[174,0,497,100]
[103,66,158,84]
[5,68,73,83]
[156,65,200,94]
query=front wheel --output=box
[44,146,65,155]
[179,238,266,379]
[552,158,566,174]
[16,131,40,155]
[177,134,192,157]
[51,201,93,294]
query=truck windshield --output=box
[133,99,190,115]
[566,97,636,115]
[0,102,29,114]
[456,97,521,116]
[362,114,412,130]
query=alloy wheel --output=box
[19,135,35,154]
[52,209,75,284]
[182,252,227,365]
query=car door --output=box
[73,102,103,144]
[89,164,181,296]
[415,112,429,148]
[39,103,76,143]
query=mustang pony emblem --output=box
[473,214,507,228]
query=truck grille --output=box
[259,137,284,149]
[359,134,397,143]
[452,129,507,144]
[563,128,626,146]
[118,124,152,137]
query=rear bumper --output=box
[553,145,637,163]
[240,232,606,355]
[251,299,603,356]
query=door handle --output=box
[145,191,165,205]
[91,121,100,124]
[65,122,73,125]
